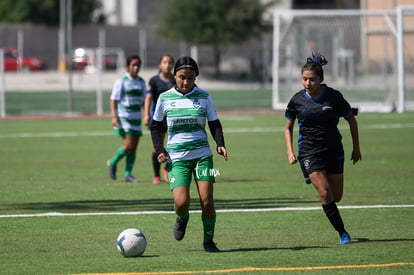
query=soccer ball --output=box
[116,228,147,257]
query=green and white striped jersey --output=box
[110,73,146,132]
[152,86,219,162]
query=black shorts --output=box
[299,151,345,176]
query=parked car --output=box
[71,47,117,71]
[2,48,47,72]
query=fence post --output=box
[396,6,405,113]
[0,48,5,118]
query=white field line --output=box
[1,204,413,219]
[1,122,414,139]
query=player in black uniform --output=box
[144,55,175,184]
[284,52,361,245]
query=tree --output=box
[0,0,104,26]
[156,0,276,77]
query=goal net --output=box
[272,7,414,113]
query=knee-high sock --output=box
[175,210,189,219]
[110,147,126,165]
[322,202,346,235]
[124,153,136,176]
[202,216,216,242]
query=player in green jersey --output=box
[108,55,146,183]
[150,56,228,252]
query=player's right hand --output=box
[111,117,118,127]
[143,115,150,127]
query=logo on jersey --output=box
[303,159,311,169]
[322,106,333,111]
[170,101,176,107]
[192,99,201,108]
[196,167,221,178]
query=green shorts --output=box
[114,128,142,137]
[167,156,215,191]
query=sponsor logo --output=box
[174,118,198,125]
[196,168,221,178]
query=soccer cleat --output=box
[162,167,169,183]
[124,175,138,183]
[107,160,117,180]
[339,231,351,245]
[203,240,220,252]
[152,176,161,184]
[173,216,189,241]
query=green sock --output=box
[110,147,126,165]
[202,216,216,242]
[124,153,136,177]
[175,210,189,219]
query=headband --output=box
[176,64,194,71]
[174,64,199,76]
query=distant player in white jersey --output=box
[150,56,228,252]
[108,55,145,183]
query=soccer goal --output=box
[272,6,414,113]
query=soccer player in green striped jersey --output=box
[108,55,145,183]
[150,56,228,252]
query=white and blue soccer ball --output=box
[116,228,147,257]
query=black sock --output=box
[152,152,160,177]
[322,202,346,235]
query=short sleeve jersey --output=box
[148,74,175,112]
[110,73,146,131]
[285,84,352,157]
[152,86,219,162]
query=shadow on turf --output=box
[353,238,414,243]
[215,197,318,209]
[220,238,414,252]
[220,238,414,253]
[3,197,318,213]
[220,245,327,253]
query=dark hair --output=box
[301,52,328,80]
[126,55,141,67]
[174,56,199,76]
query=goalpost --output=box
[272,6,414,113]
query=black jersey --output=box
[148,73,175,112]
[285,84,352,158]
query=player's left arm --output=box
[206,95,227,161]
[344,113,362,164]
[208,119,227,161]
